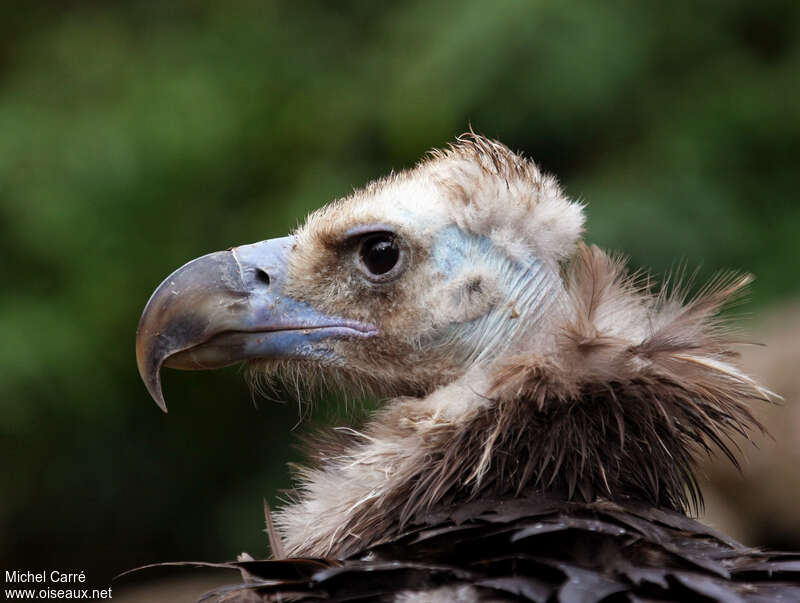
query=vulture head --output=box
[137,134,769,560]
[138,135,582,404]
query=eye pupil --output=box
[361,235,399,276]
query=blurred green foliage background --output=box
[1,0,798,584]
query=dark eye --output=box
[361,234,399,275]
[358,233,404,281]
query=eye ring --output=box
[356,232,408,283]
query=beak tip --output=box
[155,395,169,414]
[136,317,171,412]
[137,347,169,413]
[144,371,169,413]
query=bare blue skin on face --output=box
[428,225,559,364]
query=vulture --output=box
[136,134,800,602]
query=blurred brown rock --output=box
[700,302,800,549]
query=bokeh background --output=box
[2,1,799,599]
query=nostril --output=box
[254,269,271,286]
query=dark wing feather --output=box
[195,493,800,602]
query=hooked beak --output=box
[135,236,378,412]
